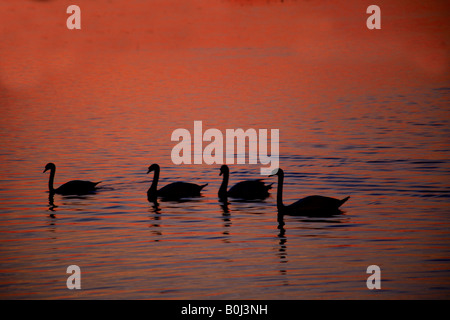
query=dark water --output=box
[0,0,449,299]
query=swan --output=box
[146,163,208,201]
[218,165,272,200]
[270,168,349,216]
[43,162,101,195]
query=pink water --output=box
[0,0,449,299]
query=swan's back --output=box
[228,180,272,200]
[55,180,101,195]
[283,195,349,216]
[158,182,208,199]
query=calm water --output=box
[0,0,449,299]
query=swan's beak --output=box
[268,168,280,177]
[43,168,48,173]
[219,171,223,176]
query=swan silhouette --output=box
[147,163,208,201]
[218,165,272,200]
[270,168,349,216]
[43,163,101,195]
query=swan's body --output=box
[270,168,349,216]
[218,165,272,200]
[43,163,101,195]
[147,164,208,201]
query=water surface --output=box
[0,0,449,299]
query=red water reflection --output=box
[1,0,448,96]
[0,0,449,299]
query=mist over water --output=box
[0,0,449,299]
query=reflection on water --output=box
[47,193,57,213]
[0,87,449,300]
[0,0,449,299]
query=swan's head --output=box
[219,165,229,176]
[269,168,283,177]
[147,163,160,174]
[43,162,55,173]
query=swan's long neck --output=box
[48,167,55,193]
[218,171,229,199]
[148,166,160,196]
[276,173,285,210]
